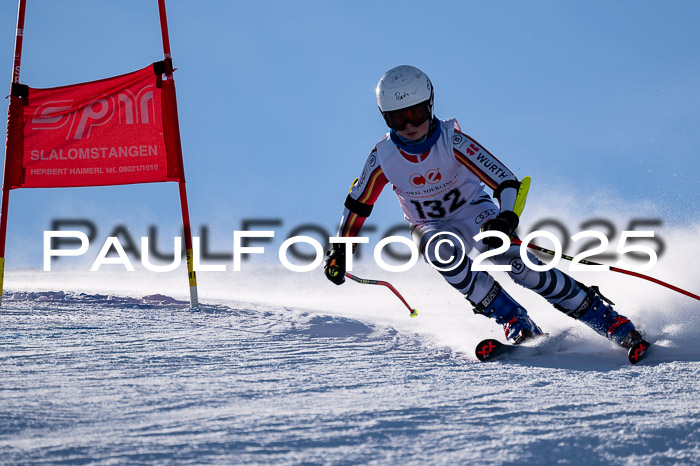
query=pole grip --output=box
[513,176,531,217]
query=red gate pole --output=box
[0,0,28,305]
[156,0,199,309]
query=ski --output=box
[475,331,550,362]
[627,339,652,364]
[475,337,654,364]
[474,339,513,361]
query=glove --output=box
[481,210,519,249]
[323,245,346,285]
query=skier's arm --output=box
[452,129,520,213]
[335,148,388,238]
[324,149,389,285]
[452,129,521,247]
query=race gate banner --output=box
[4,62,184,189]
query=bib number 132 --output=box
[409,188,466,219]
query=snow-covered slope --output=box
[1,290,698,464]
[2,193,699,463]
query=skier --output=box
[324,64,645,349]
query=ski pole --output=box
[511,238,700,302]
[345,273,419,317]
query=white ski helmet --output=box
[376,65,434,115]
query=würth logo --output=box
[409,168,442,188]
[31,85,155,140]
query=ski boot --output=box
[567,285,645,349]
[470,282,543,345]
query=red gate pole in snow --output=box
[157,0,199,309]
[0,0,200,308]
[0,0,27,305]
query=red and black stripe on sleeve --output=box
[337,165,388,238]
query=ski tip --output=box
[628,339,651,364]
[475,338,504,362]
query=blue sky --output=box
[1,0,699,268]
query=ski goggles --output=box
[382,101,431,131]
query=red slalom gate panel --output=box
[4,63,183,190]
